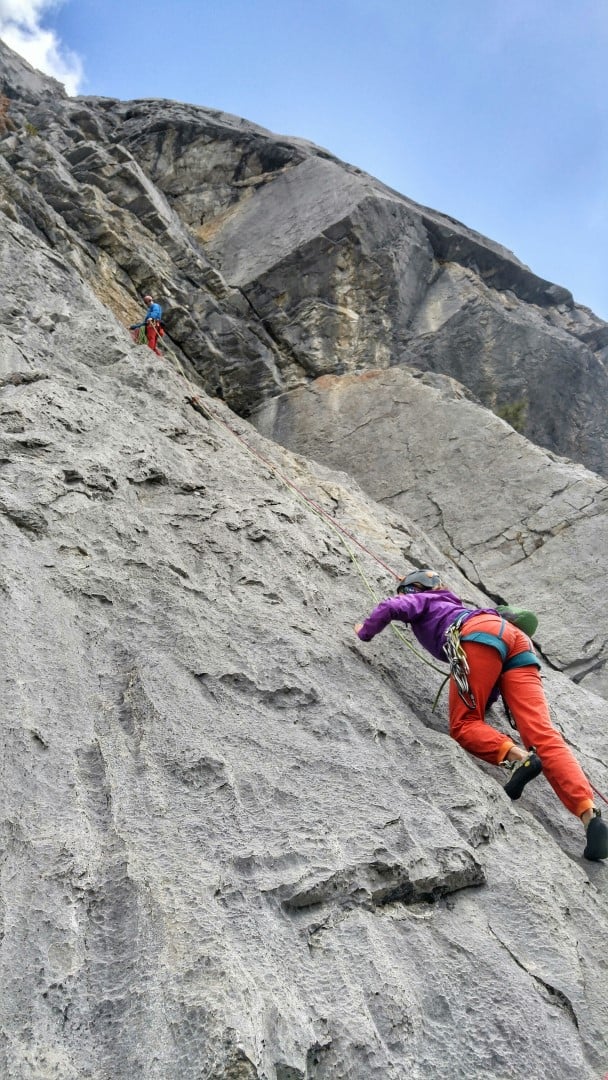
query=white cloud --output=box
[0,0,83,95]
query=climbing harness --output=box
[443,615,476,709]
[441,614,541,713]
[460,618,540,674]
[131,317,164,351]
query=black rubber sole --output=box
[504,752,542,800]
[583,815,608,861]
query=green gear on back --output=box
[497,605,538,637]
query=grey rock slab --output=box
[1,38,608,1080]
[407,263,608,474]
[0,37,66,107]
[203,156,380,287]
[251,366,608,699]
[0,243,605,1080]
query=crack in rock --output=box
[489,927,580,1030]
[277,848,485,912]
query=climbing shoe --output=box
[503,751,542,800]
[583,810,608,861]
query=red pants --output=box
[448,613,594,818]
[145,321,161,355]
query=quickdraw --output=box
[443,618,476,710]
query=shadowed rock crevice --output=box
[279,849,485,912]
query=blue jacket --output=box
[130,302,162,329]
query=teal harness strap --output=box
[460,616,508,660]
[460,630,509,661]
[503,650,540,672]
[460,617,540,672]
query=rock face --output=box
[252,367,608,699]
[1,39,608,1080]
[1,39,608,474]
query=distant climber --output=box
[130,294,164,355]
[355,569,608,862]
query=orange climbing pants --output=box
[448,613,594,818]
[145,320,161,355]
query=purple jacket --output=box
[357,589,498,661]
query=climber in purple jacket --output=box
[355,568,608,861]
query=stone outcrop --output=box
[1,39,608,1080]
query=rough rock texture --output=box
[252,368,608,699]
[1,40,608,1080]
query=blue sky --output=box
[1,0,607,320]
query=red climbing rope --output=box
[591,782,608,807]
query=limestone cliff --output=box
[1,39,607,475]
[1,40,607,1080]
